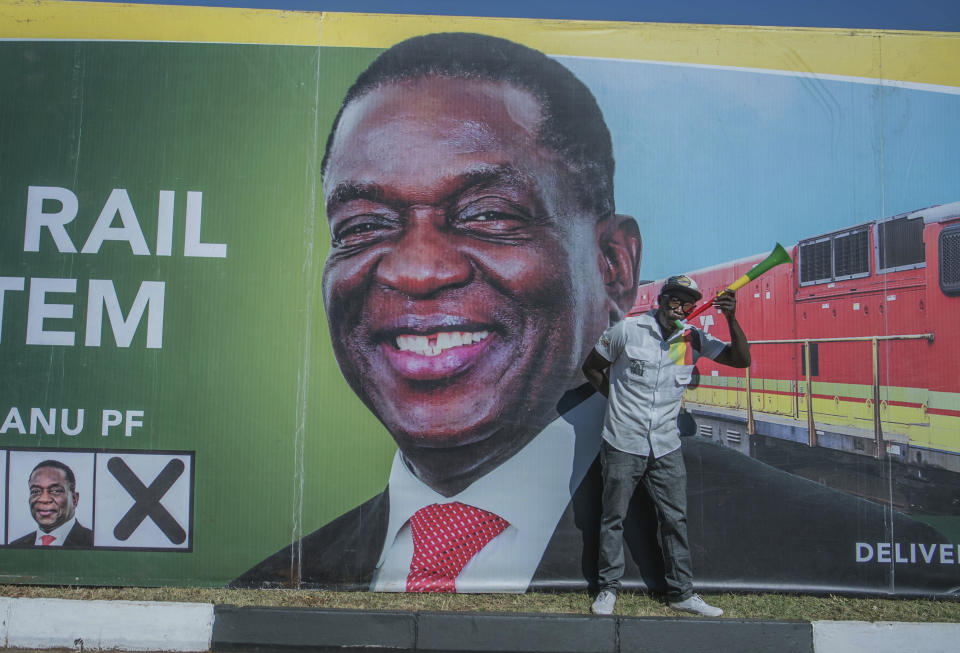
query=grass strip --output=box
[1,585,958,622]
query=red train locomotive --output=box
[631,201,960,515]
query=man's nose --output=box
[375,210,472,297]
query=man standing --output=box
[10,460,93,548]
[583,275,749,615]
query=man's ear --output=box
[598,214,642,321]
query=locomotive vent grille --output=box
[799,225,870,285]
[726,429,742,445]
[941,224,960,296]
[699,424,714,439]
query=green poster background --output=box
[0,41,390,585]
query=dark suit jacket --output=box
[234,437,958,595]
[9,521,94,548]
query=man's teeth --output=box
[395,331,490,357]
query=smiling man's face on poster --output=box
[29,465,78,532]
[321,67,638,492]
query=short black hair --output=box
[30,460,76,493]
[321,32,615,218]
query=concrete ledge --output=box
[417,611,616,653]
[0,597,10,646]
[211,606,814,653]
[813,620,960,653]
[5,597,213,651]
[213,605,416,651]
[620,617,813,653]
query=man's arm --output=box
[582,349,613,397]
[710,292,751,368]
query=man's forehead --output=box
[326,163,533,207]
[344,76,543,137]
[30,466,67,483]
[322,79,587,218]
[325,77,547,180]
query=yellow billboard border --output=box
[0,0,322,45]
[2,0,959,89]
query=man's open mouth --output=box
[395,330,491,357]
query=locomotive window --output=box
[877,216,925,272]
[799,226,870,285]
[940,224,960,296]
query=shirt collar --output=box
[639,308,683,342]
[635,310,662,337]
[36,516,76,545]
[380,391,606,566]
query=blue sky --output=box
[563,58,960,278]
[82,0,960,31]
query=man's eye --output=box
[455,209,530,236]
[467,213,502,222]
[29,487,64,496]
[331,216,398,248]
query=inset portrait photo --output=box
[7,451,95,548]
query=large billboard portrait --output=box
[1,1,958,596]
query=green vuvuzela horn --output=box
[681,243,793,324]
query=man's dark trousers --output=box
[597,441,693,601]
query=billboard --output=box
[1,0,958,595]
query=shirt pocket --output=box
[665,364,694,402]
[674,364,694,387]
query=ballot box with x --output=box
[94,452,193,549]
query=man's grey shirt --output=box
[594,310,726,458]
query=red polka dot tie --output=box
[40,534,56,546]
[406,502,509,593]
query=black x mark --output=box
[107,457,187,544]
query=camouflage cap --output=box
[661,274,702,301]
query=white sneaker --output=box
[591,590,617,615]
[668,594,723,617]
